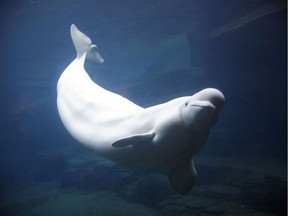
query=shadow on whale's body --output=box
[57,24,225,195]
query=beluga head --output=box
[181,88,225,132]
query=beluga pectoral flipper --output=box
[57,24,225,195]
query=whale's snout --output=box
[193,88,225,110]
[181,88,225,130]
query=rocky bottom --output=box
[0,151,286,216]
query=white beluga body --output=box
[57,24,225,194]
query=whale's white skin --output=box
[57,24,225,194]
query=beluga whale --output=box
[57,24,225,195]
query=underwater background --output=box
[0,0,286,215]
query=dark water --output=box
[0,0,286,215]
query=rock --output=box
[196,164,250,186]
[159,195,222,215]
[60,166,94,190]
[117,181,138,201]
[195,185,240,202]
[240,176,287,214]
[135,173,174,207]
[60,164,117,191]
[60,153,118,191]
[33,155,67,182]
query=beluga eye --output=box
[185,102,188,106]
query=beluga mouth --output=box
[188,100,216,109]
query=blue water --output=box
[0,1,286,215]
